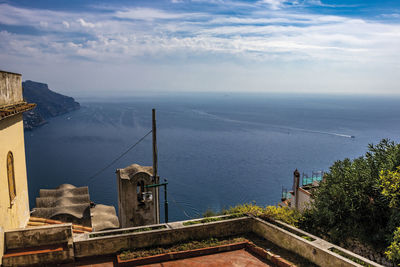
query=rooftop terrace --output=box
[2,214,383,267]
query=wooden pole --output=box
[152,109,160,223]
[152,109,158,179]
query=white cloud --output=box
[381,13,400,18]
[77,18,96,28]
[39,21,48,28]
[1,1,400,94]
[114,7,192,21]
[259,0,286,10]
[62,21,70,28]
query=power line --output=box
[169,194,193,219]
[85,130,153,184]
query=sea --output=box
[24,93,400,222]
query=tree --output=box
[300,139,400,249]
[380,167,400,208]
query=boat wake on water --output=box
[192,109,355,139]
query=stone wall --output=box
[0,71,23,106]
[2,224,74,267]
[252,217,383,267]
[116,164,158,228]
[1,215,386,266]
[345,239,394,267]
[73,216,252,258]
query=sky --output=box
[0,0,400,96]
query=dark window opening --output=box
[7,151,16,205]
[137,181,144,203]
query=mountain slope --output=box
[22,80,80,130]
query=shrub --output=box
[380,167,400,208]
[223,203,301,227]
[385,227,400,264]
[300,139,400,248]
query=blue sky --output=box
[1,0,400,96]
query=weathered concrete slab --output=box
[2,224,74,266]
[4,224,73,250]
[74,216,252,258]
[251,217,382,267]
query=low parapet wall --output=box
[73,215,252,258]
[5,224,73,250]
[3,224,74,267]
[2,215,384,267]
[251,216,382,267]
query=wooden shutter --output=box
[7,151,16,204]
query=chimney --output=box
[293,169,300,209]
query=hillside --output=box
[22,80,80,130]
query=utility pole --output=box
[145,180,168,223]
[152,109,160,224]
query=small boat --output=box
[350,135,355,138]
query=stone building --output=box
[0,70,36,263]
[281,169,322,211]
[116,163,160,227]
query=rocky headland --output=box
[22,80,80,130]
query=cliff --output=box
[22,80,80,130]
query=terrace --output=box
[2,213,383,266]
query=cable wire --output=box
[169,194,193,219]
[85,130,152,184]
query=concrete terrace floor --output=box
[64,233,317,267]
[142,249,273,267]
[70,249,273,267]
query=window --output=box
[137,181,144,202]
[7,151,16,204]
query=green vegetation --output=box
[89,225,166,238]
[301,235,315,241]
[119,234,318,266]
[299,139,400,264]
[119,236,247,260]
[182,213,245,226]
[329,247,372,267]
[380,166,400,263]
[385,227,400,263]
[222,203,302,227]
[380,167,400,208]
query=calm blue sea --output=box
[24,93,400,222]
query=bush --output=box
[386,227,400,264]
[380,167,400,208]
[223,203,301,227]
[300,139,400,248]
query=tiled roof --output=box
[27,217,92,234]
[0,102,36,121]
[31,184,119,231]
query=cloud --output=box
[77,18,96,28]
[1,1,400,94]
[1,2,399,65]
[381,13,400,18]
[39,21,48,28]
[259,0,286,10]
[114,7,192,21]
[62,21,70,28]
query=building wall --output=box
[0,114,30,230]
[0,71,23,106]
[0,114,30,264]
[117,171,157,228]
[296,187,312,212]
